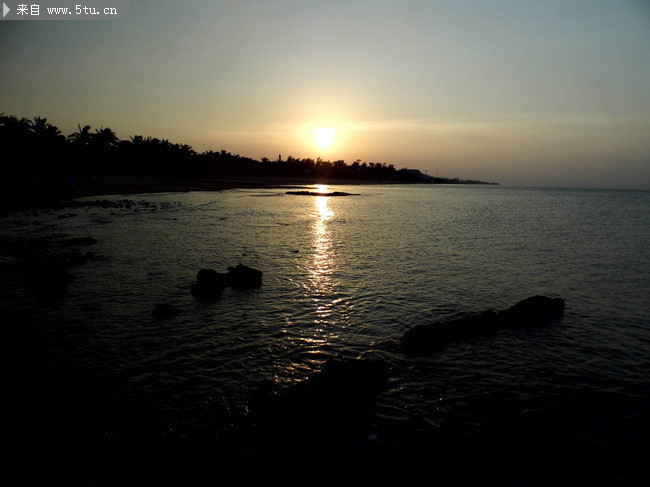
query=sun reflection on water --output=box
[277,186,345,383]
[310,188,335,309]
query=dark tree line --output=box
[0,114,469,184]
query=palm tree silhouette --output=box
[92,127,119,149]
[68,124,93,146]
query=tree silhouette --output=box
[1,112,496,185]
[68,124,93,146]
[92,127,119,149]
[29,117,64,142]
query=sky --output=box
[2,0,650,189]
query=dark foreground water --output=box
[1,184,649,485]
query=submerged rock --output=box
[191,269,229,298]
[401,295,565,353]
[152,303,181,319]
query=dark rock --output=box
[252,358,389,442]
[217,358,389,480]
[498,295,565,327]
[226,264,263,290]
[152,303,181,319]
[191,269,228,298]
[401,296,565,353]
[400,310,499,352]
[306,358,390,399]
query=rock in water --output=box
[498,295,565,326]
[226,264,263,290]
[400,310,499,352]
[400,296,565,352]
[191,269,229,298]
[252,358,389,439]
[304,358,390,400]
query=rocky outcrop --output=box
[401,296,565,352]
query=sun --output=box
[313,127,335,150]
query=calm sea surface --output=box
[2,184,649,484]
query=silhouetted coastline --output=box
[1,113,497,209]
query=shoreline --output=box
[0,175,425,211]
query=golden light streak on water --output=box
[309,189,337,331]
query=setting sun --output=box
[313,127,335,150]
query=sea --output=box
[1,184,649,485]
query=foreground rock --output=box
[191,264,263,298]
[401,295,565,352]
[246,358,389,454]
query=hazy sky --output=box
[2,0,650,188]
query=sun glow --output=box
[313,127,335,150]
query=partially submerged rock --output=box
[226,264,263,290]
[498,295,565,326]
[225,357,389,479]
[401,310,500,351]
[250,358,389,444]
[191,269,229,298]
[191,264,263,298]
[401,295,565,353]
[301,358,390,402]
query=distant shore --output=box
[0,174,501,211]
[0,175,430,210]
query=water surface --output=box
[2,184,649,484]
